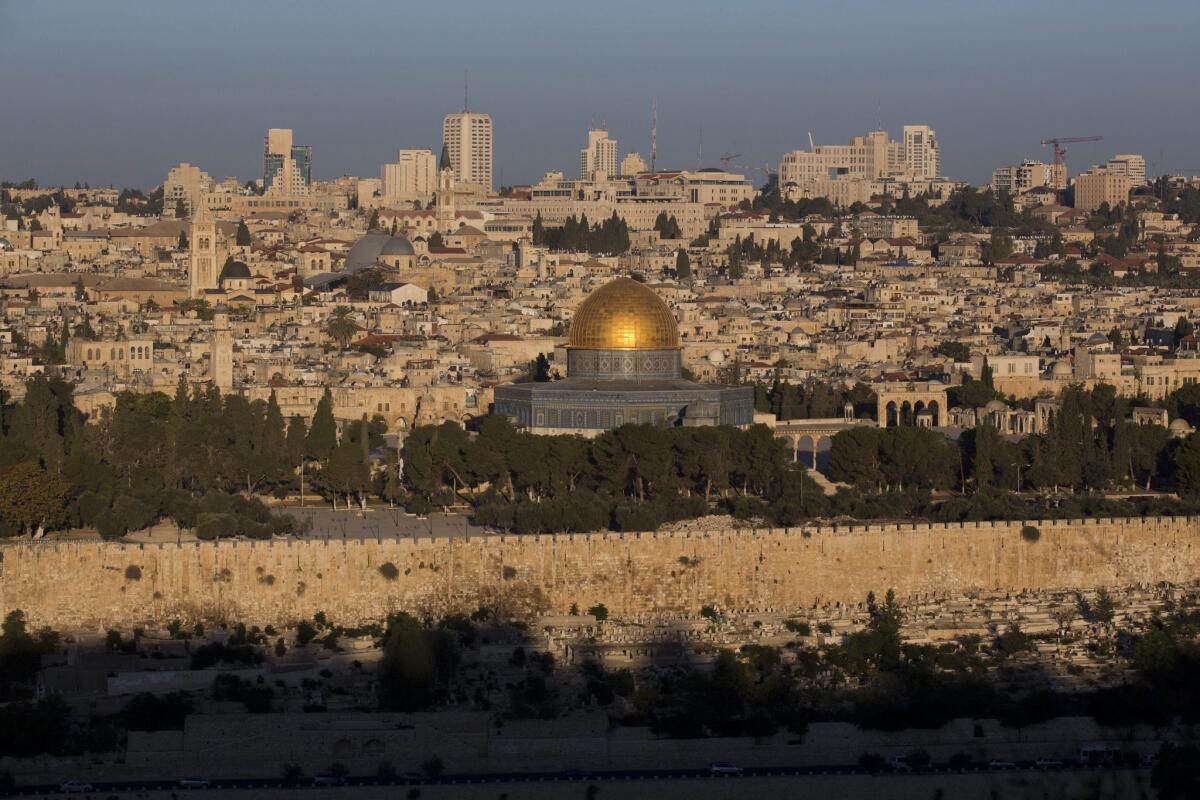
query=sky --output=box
[2,0,1199,190]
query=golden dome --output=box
[568,277,680,350]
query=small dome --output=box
[379,236,415,256]
[985,399,1008,412]
[1170,418,1193,433]
[220,260,251,279]
[707,349,726,366]
[1051,360,1072,376]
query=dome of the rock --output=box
[568,277,680,351]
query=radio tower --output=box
[650,98,658,173]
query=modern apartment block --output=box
[991,160,1055,194]
[442,111,493,191]
[381,149,438,203]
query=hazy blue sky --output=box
[2,0,1198,189]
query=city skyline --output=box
[2,0,1199,189]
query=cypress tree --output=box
[286,415,307,472]
[305,389,337,464]
[235,219,252,246]
[262,392,287,484]
[675,249,692,281]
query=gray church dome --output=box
[380,236,415,256]
[220,259,251,279]
[345,230,414,273]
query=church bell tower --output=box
[435,143,456,233]
[188,209,223,298]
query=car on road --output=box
[564,768,594,779]
[710,762,744,776]
[60,782,95,793]
[313,772,346,786]
[988,760,1017,770]
[178,777,212,788]
[1035,758,1063,769]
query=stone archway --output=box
[876,382,950,428]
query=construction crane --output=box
[1040,135,1103,169]
[718,153,741,169]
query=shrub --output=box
[784,619,812,636]
[195,512,238,540]
[1021,524,1041,543]
[378,562,400,581]
[124,564,142,581]
[295,620,317,646]
[587,604,609,622]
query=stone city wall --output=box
[0,516,1195,630]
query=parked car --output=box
[710,762,743,776]
[988,760,1017,770]
[178,777,212,788]
[1035,758,1063,769]
[60,782,95,793]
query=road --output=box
[284,507,488,540]
[16,759,1148,796]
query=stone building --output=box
[493,277,754,435]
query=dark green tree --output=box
[305,389,337,464]
[675,249,692,281]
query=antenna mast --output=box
[464,68,469,112]
[650,98,657,173]
[698,123,703,170]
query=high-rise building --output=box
[902,125,940,179]
[381,149,437,203]
[442,111,493,191]
[580,127,618,179]
[1106,154,1147,185]
[263,128,312,195]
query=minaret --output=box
[435,143,456,232]
[188,207,222,298]
[211,309,233,392]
